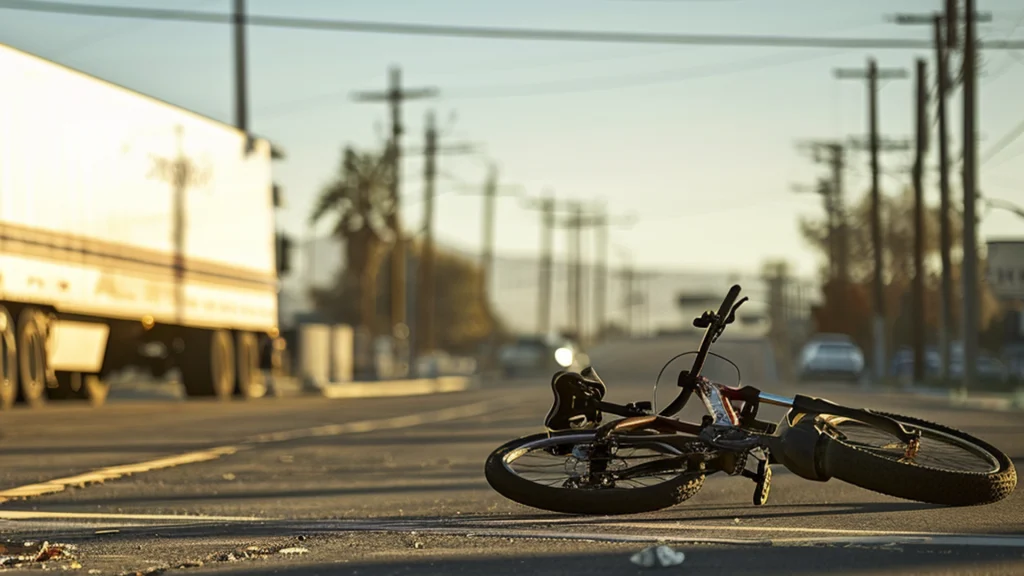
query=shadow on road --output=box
[33,482,491,506]
[211,546,1024,576]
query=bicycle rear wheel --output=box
[484,430,705,515]
[821,411,1016,506]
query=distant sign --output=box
[986,240,1024,299]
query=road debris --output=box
[0,540,77,568]
[221,473,237,481]
[96,529,121,535]
[115,542,315,576]
[629,544,686,568]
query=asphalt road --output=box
[0,335,1022,575]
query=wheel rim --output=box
[503,434,695,490]
[824,417,1001,474]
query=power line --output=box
[46,0,217,58]
[447,47,846,99]
[3,0,1024,50]
[257,47,845,120]
[981,115,1024,165]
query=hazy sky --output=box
[1,0,1022,280]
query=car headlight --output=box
[554,347,574,367]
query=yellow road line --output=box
[0,510,267,522]
[0,399,509,505]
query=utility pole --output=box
[962,0,980,394]
[352,67,438,354]
[447,165,523,371]
[587,208,636,343]
[793,178,838,278]
[558,201,620,344]
[796,140,848,285]
[539,194,555,335]
[830,144,849,288]
[936,13,954,383]
[623,264,635,337]
[411,115,479,359]
[446,165,523,299]
[232,0,249,137]
[892,0,992,386]
[522,193,558,335]
[913,58,928,386]
[594,212,609,341]
[568,201,585,342]
[836,60,909,382]
[479,167,499,373]
[418,111,439,357]
[481,167,498,299]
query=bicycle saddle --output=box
[543,368,606,431]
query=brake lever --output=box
[725,297,749,324]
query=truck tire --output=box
[0,306,17,410]
[181,329,235,400]
[16,308,49,408]
[236,331,266,399]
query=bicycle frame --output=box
[588,284,921,469]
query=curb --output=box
[947,389,1024,412]
[313,375,478,399]
[106,374,480,402]
[900,386,1024,412]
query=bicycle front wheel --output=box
[821,411,1016,506]
[484,430,706,515]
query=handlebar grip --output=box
[717,284,741,318]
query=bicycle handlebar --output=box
[657,284,743,418]
[717,284,742,319]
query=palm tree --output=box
[310,146,396,334]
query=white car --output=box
[798,338,865,383]
[499,335,585,378]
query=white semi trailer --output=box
[0,42,290,408]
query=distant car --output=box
[798,339,865,383]
[891,344,1009,384]
[889,347,943,381]
[805,333,856,345]
[499,335,584,378]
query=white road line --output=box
[314,520,1024,548]
[0,399,511,506]
[0,510,266,522]
[320,377,474,399]
[771,535,1024,548]
[587,521,968,537]
[2,512,1022,549]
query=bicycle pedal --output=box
[752,462,771,506]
